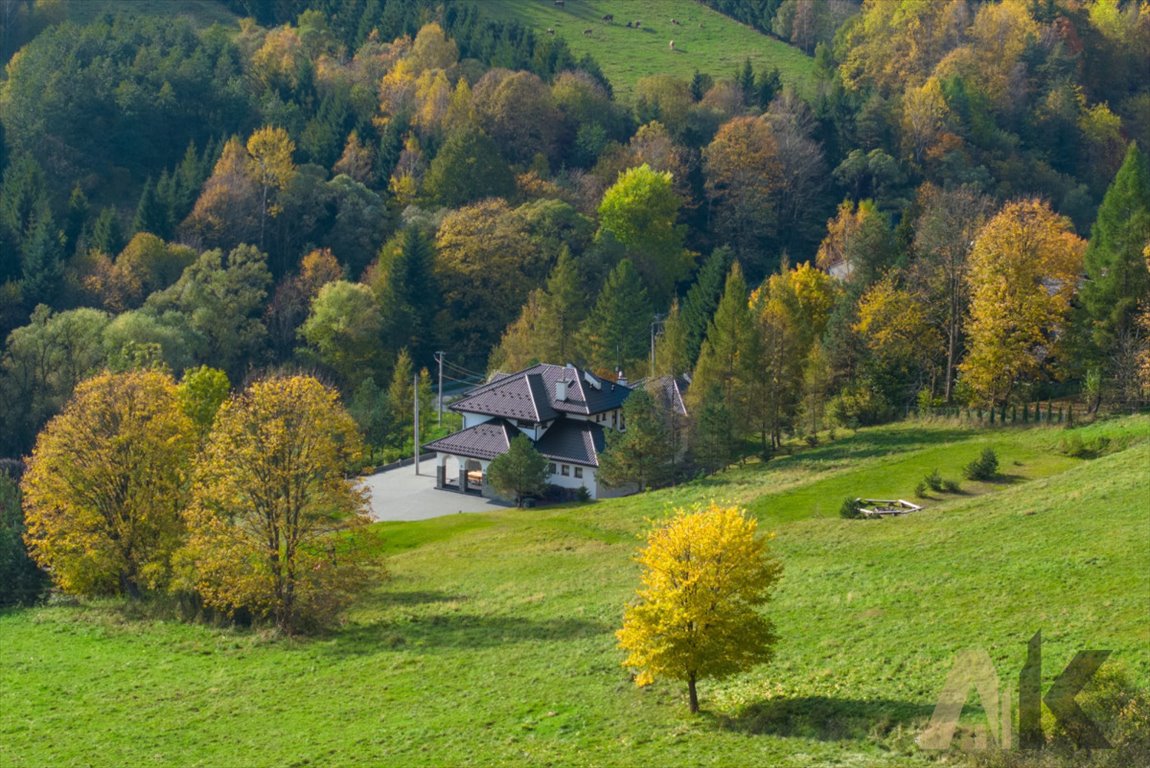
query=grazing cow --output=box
[671,18,681,26]
[546,27,555,35]
[583,28,593,35]
[602,14,613,22]
[634,21,641,28]
[669,40,675,50]
[625,21,632,28]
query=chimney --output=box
[616,368,627,387]
[555,380,567,401]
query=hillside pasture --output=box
[1,417,1147,767]
[482,0,818,101]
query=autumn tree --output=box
[21,370,196,597]
[247,126,298,252]
[422,126,514,208]
[599,387,674,492]
[617,503,782,714]
[598,164,693,306]
[386,348,415,448]
[580,259,653,376]
[703,116,785,278]
[471,69,560,166]
[181,375,370,634]
[910,184,993,402]
[487,434,548,507]
[181,137,261,251]
[961,200,1086,407]
[854,273,944,404]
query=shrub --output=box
[941,478,961,493]
[963,448,999,481]
[925,469,944,492]
[839,497,864,519]
[576,485,591,503]
[828,385,894,430]
[1058,433,1112,459]
[914,480,929,499]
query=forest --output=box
[0,0,1148,467]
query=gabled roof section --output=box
[423,419,521,461]
[634,374,691,417]
[453,363,631,419]
[534,419,606,468]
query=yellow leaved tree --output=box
[960,199,1085,407]
[180,375,371,634]
[22,370,197,597]
[617,503,782,713]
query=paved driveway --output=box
[360,465,510,521]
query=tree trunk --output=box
[687,672,699,714]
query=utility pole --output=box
[413,373,420,476]
[649,313,665,375]
[435,350,444,427]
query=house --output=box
[424,363,634,501]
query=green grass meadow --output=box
[482,0,818,101]
[2,416,1148,766]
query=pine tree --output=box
[653,298,690,376]
[580,259,653,376]
[386,348,415,448]
[538,246,583,362]
[133,178,170,239]
[687,262,758,451]
[63,185,89,258]
[20,212,64,309]
[599,387,674,491]
[1079,143,1150,373]
[90,207,124,256]
[385,228,439,366]
[681,247,733,367]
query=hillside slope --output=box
[1,418,1147,767]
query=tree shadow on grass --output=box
[710,695,934,741]
[323,597,609,658]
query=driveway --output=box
[360,465,510,521]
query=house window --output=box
[561,465,570,476]
[574,467,583,479]
[612,412,617,428]
[548,462,556,474]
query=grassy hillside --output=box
[36,0,239,29]
[482,0,818,101]
[2,417,1148,767]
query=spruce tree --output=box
[20,212,64,309]
[90,207,124,256]
[133,178,170,239]
[386,228,439,366]
[681,246,733,367]
[538,246,583,362]
[652,298,690,377]
[580,259,653,376]
[386,348,415,449]
[1080,143,1150,371]
[599,387,673,491]
[63,185,89,258]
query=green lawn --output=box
[2,417,1148,767]
[482,0,818,102]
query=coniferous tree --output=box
[90,207,124,256]
[387,347,415,448]
[580,259,653,376]
[385,228,439,366]
[20,212,64,309]
[133,178,170,238]
[1079,143,1150,379]
[653,298,690,377]
[539,246,583,363]
[599,387,674,491]
[63,185,89,257]
[687,262,758,451]
[487,434,547,507]
[681,247,733,367]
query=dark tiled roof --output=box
[534,419,606,468]
[453,363,631,420]
[633,374,691,416]
[423,419,521,460]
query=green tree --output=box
[90,207,125,257]
[617,503,782,714]
[247,126,298,252]
[652,299,690,377]
[382,227,439,366]
[0,469,49,607]
[181,375,369,633]
[681,247,733,367]
[490,247,584,371]
[1079,143,1150,381]
[599,387,673,491]
[21,371,196,597]
[146,245,272,379]
[598,164,693,306]
[387,348,415,448]
[687,263,758,449]
[177,366,230,438]
[20,211,64,309]
[300,280,385,390]
[133,177,170,238]
[422,126,515,207]
[580,259,653,375]
[486,434,548,507]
